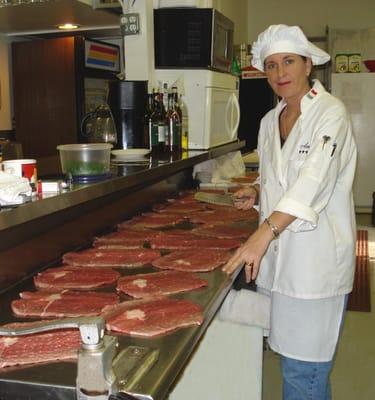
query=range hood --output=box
[0,0,121,36]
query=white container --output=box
[2,159,37,189]
[56,143,113,177]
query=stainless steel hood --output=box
[0,0,121,37]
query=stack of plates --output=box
[111,149,151,162]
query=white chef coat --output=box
[256,80,357,299]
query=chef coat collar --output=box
[275,79,326,116]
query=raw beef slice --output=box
[104,297,203,337]
[0,328,81,368]
[152,249,231,272]
[19,290,119,302]
[12,291,119,318]
[63,248,160,267]
[94,229,161,248]
[153,202,206,214]
[192,225,252,239]
[150,233,241,250]
[117,270,207,298]
[34,266,120,291]
[119,212,186,229]
[188,208,258,224]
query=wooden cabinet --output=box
[12,37,78,159]
[12,36,118,160]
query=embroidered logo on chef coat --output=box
[306,88,318,100]
[298,142,310,154]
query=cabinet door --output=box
[12,37,78,159]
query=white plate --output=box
[111,149,150,161]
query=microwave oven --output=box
[154,8,234,73]
[154,69,240,149]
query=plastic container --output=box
[56,143,113,178]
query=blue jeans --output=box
[280,295,348,400]
[281,356,333,400]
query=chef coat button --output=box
[274,245,278,252]
[260,211,264,217]
[263,178,267,184]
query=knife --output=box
[194,191,235,207]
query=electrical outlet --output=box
[120,13,140,36]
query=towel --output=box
[218,289,271,331]
[0,171,32,205]
[193,151,246,183]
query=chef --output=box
[223,25,357,400]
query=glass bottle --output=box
[144,93,156,151]
[152,92,167,153]
[179,94,189,151]
[166,92,182,152]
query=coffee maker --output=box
[108,80,148,149]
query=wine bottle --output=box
[144,93,156,151]
[179,94,189,151]
[166,91,182,152]
[152,92,167,153]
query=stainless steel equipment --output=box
[0,142,246,400]
[0,317,158,400]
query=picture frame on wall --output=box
[84,39,121,73]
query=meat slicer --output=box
[0,317,158,400]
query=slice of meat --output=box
[104,297,203,337]
[0,327,81,369]
[188,208,258,224]
[63,248,160,268]
[19,290,119,303]
[34,266,120,291]
[231,172,258,183]
[117,270,207,298]
[152,250,231,272]
[149,233,241,250]
[94,230,161,249]
[12,291,119,318]
[120,214,186,229]
[153,202,206,214]
[192,225,252,239]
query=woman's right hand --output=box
[233,186,258,210]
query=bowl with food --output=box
[57,143,113,182]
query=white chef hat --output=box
[251,24,330,71]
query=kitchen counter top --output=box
[0,141,244,232]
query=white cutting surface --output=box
[168,316,263,400]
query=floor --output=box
[262,214,375,400]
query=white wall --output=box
[247,0,375,42]
[0,35,12,130]
[219,0,248,44]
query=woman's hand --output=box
[222,224,273,282]
[233,186,258,210]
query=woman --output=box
[223,25,357,400]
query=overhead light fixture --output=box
[0,0,51,6]
[57,23,80,30]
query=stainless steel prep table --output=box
[0,141,246,400]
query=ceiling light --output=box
[57,23,80,30]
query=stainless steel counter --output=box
[0,141,247,400]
